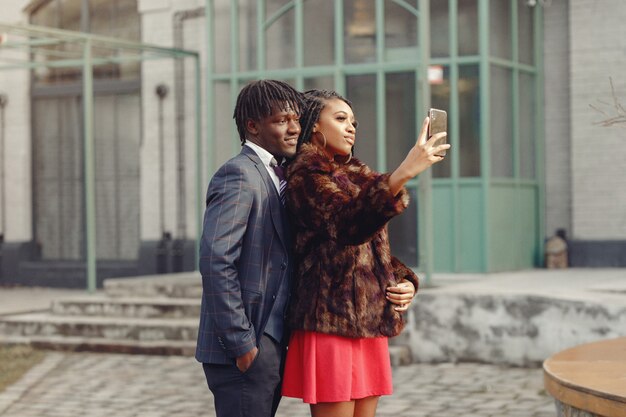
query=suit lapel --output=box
[241,147,289,250]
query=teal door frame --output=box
[204,0,436,280]
[203,0,545,276]
[430,0,544,272]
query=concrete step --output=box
[1,333,407,363]
[0,335,196,356]
[51,297,201,318]
[104,272,202,299]
[0,313,198,341]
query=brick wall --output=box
[139,0,206,241]
[0,0,33,241]
[543,0,572,239]
[569,0,626,239]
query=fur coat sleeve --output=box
[286,143,410,246]
[285,143,419,338]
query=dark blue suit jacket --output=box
[195,146,291,364]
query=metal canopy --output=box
[0,23,203,292]
[0,22,197,70]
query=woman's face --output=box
[313,98,357,158]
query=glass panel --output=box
[265,1,296,70]
[59,0,81,32]
[90,0,140,80]
[304,76,334,91]
[214,0,232,73]
[346,74,377,169]
[94,95,118,259]
[490,65,513,177]
[31,0,60,27]
[459,65,480,177]
[214,82,236,168]
[490,0,511,60]
[239,0,258,71]
[89,0,139,40]
[303,0,334,66]
[385,72,416,173]
[31,0,81,84]
[385,1,419,62]
[430,66,451,178]
[33,97,83,260]
[344,0,376,64]
[114,0,140,41]
[114,0,141,80]
[518,1,534,65]
[429,0,449,58]
[388,187,418,267]
[458,0,478,56]
[31,0,140,83]
[519,72,535,179]
[91,0,119,80]
[31,1,61,84]
[93,94,140,260]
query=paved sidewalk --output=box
[0,351,555,417]
[0,287,86,316]
[4,268,623,416]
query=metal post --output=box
[205,0,215,177]
[194,56,203,269]
[417,0,433,285]
[375,0,386,173]
[0,93,7,243]
[478,0,491,272]
[333,0,345,93]
[155,84,168,237]
[0,93,6,273]
[535,6,546,266]
[155,83,170,274]
[82,39,97,292]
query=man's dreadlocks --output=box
[297,89,353,150]
[233,79,304,145]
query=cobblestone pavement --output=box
[0,352,556,417]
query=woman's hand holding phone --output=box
[388,116,450,195]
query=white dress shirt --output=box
[244,140,281,193]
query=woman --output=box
[281,90,450,417]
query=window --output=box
[30,0,140,84]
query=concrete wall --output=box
[569,0,626,240]
[409,292,626,366]
[139,0,206,242]
[0,0,33,242]
[408,269,626,366]
[543,0,572,239]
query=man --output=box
[195,79,303,417]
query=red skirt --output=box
[281,330,393,404]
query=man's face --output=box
[246,105,301,160]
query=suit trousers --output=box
[202,334,286,417]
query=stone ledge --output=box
[0,335,197,356]
[408,292,626,366]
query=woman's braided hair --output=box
[233,79,304,145]
[297,89,353,150]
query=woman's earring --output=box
[316,131,327,149]
[344,150,352,164]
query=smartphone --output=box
[428,108,447,157]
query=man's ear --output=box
[246,119,259,136]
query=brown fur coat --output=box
[285,143,419,338]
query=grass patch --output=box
[0,345,46,392]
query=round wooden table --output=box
[543,337,626,417]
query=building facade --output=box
[0,0,624,287]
